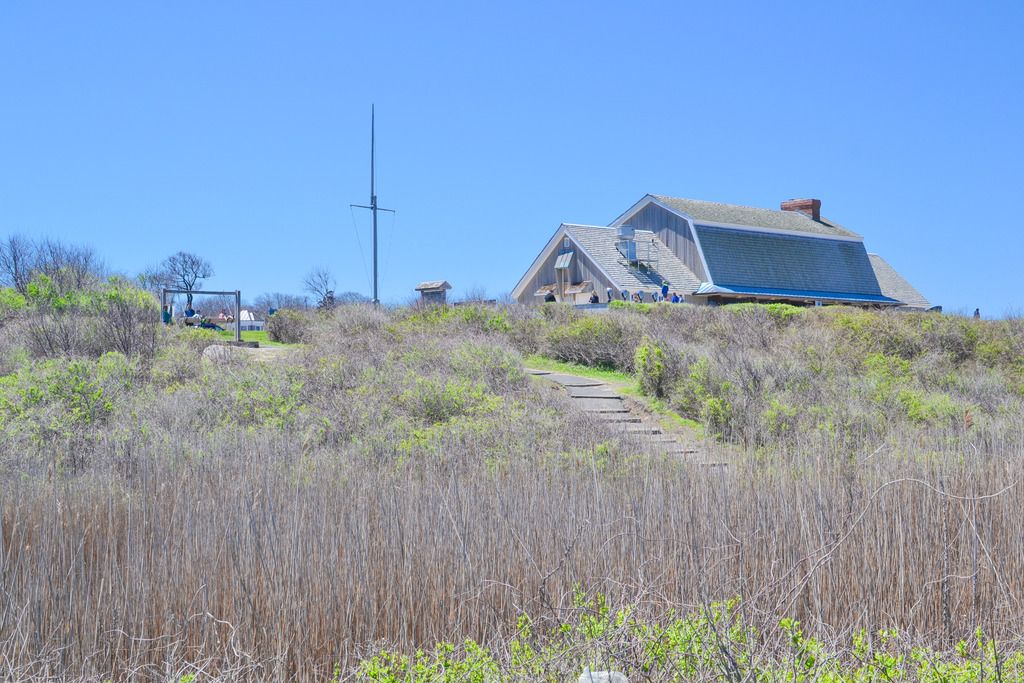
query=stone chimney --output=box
[780,198,821,221]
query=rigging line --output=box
[381,209,398,287]
[348,205,373,293]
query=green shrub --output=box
[723,301,803,323]
[545,315,634,370]
[634,336,678,398]
[91,277,161,359]
[397,376,503,425]
[449,342,525,391]
[357,596,1024,682]
[226,365,307,429]
[763,397,799,437]
[830,309,925,360]
[897,388,960,425]
[0,287,26,323]
[0,352,137,444]
[267,308,312,343]
[19,275,161,359]
[917,313,979,364]
[671,357,734,437]
[608,299,652,313]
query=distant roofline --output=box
[610,194,864,242]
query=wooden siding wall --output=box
[623,204,707,280]
[517,248,570,304]
[516,242,615,305]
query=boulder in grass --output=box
[578,669,628,683]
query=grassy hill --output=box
[0,291,1022,680]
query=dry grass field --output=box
[1,288,1023,680]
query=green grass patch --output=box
[523,354,633,386]
[216,330,290,347]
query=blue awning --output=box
[554,251,574,270]
[693,282,900,305]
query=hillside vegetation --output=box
[1,287,1022,680]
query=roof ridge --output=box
[653,194,808,218]
[647,194,860,239]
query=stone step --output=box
[545,373,605,388]
[603,416,641,424]
[575,397,626,412]
[622,425,662,435]
[568,388,620,399]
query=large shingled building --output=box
[512,194,931,310]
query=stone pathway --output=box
[527,369,726,466]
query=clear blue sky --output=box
[2,1,1022,314]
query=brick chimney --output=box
[780,198,821,221]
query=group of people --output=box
[160,304,228,331]
[582,282,682,304]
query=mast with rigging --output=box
[351,104,394,305]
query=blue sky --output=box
[1,1,1022,314]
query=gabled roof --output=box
[642,195,860,239]
[564,225,701,293]
[415,280,452,293]
[693,224,883,296]
[868,254,931,310]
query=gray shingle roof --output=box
[415,280,452,291]
[868,254,931,309]
[651,195,860,239]
[694,224,883,296]
[565,225,702,294]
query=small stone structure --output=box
[415,280,452,305]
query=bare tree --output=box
[335,291,370,305]
[34,238,104,292]
[0,235,104,295]
[254,292,309,313]
[160,251,214,307]
[303,267,336,310]
[136,265,173,296]
[0,234,35,294]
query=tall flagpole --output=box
[371,105,377,305]
[352,104,394,305]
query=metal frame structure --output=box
[160,288,242,343]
